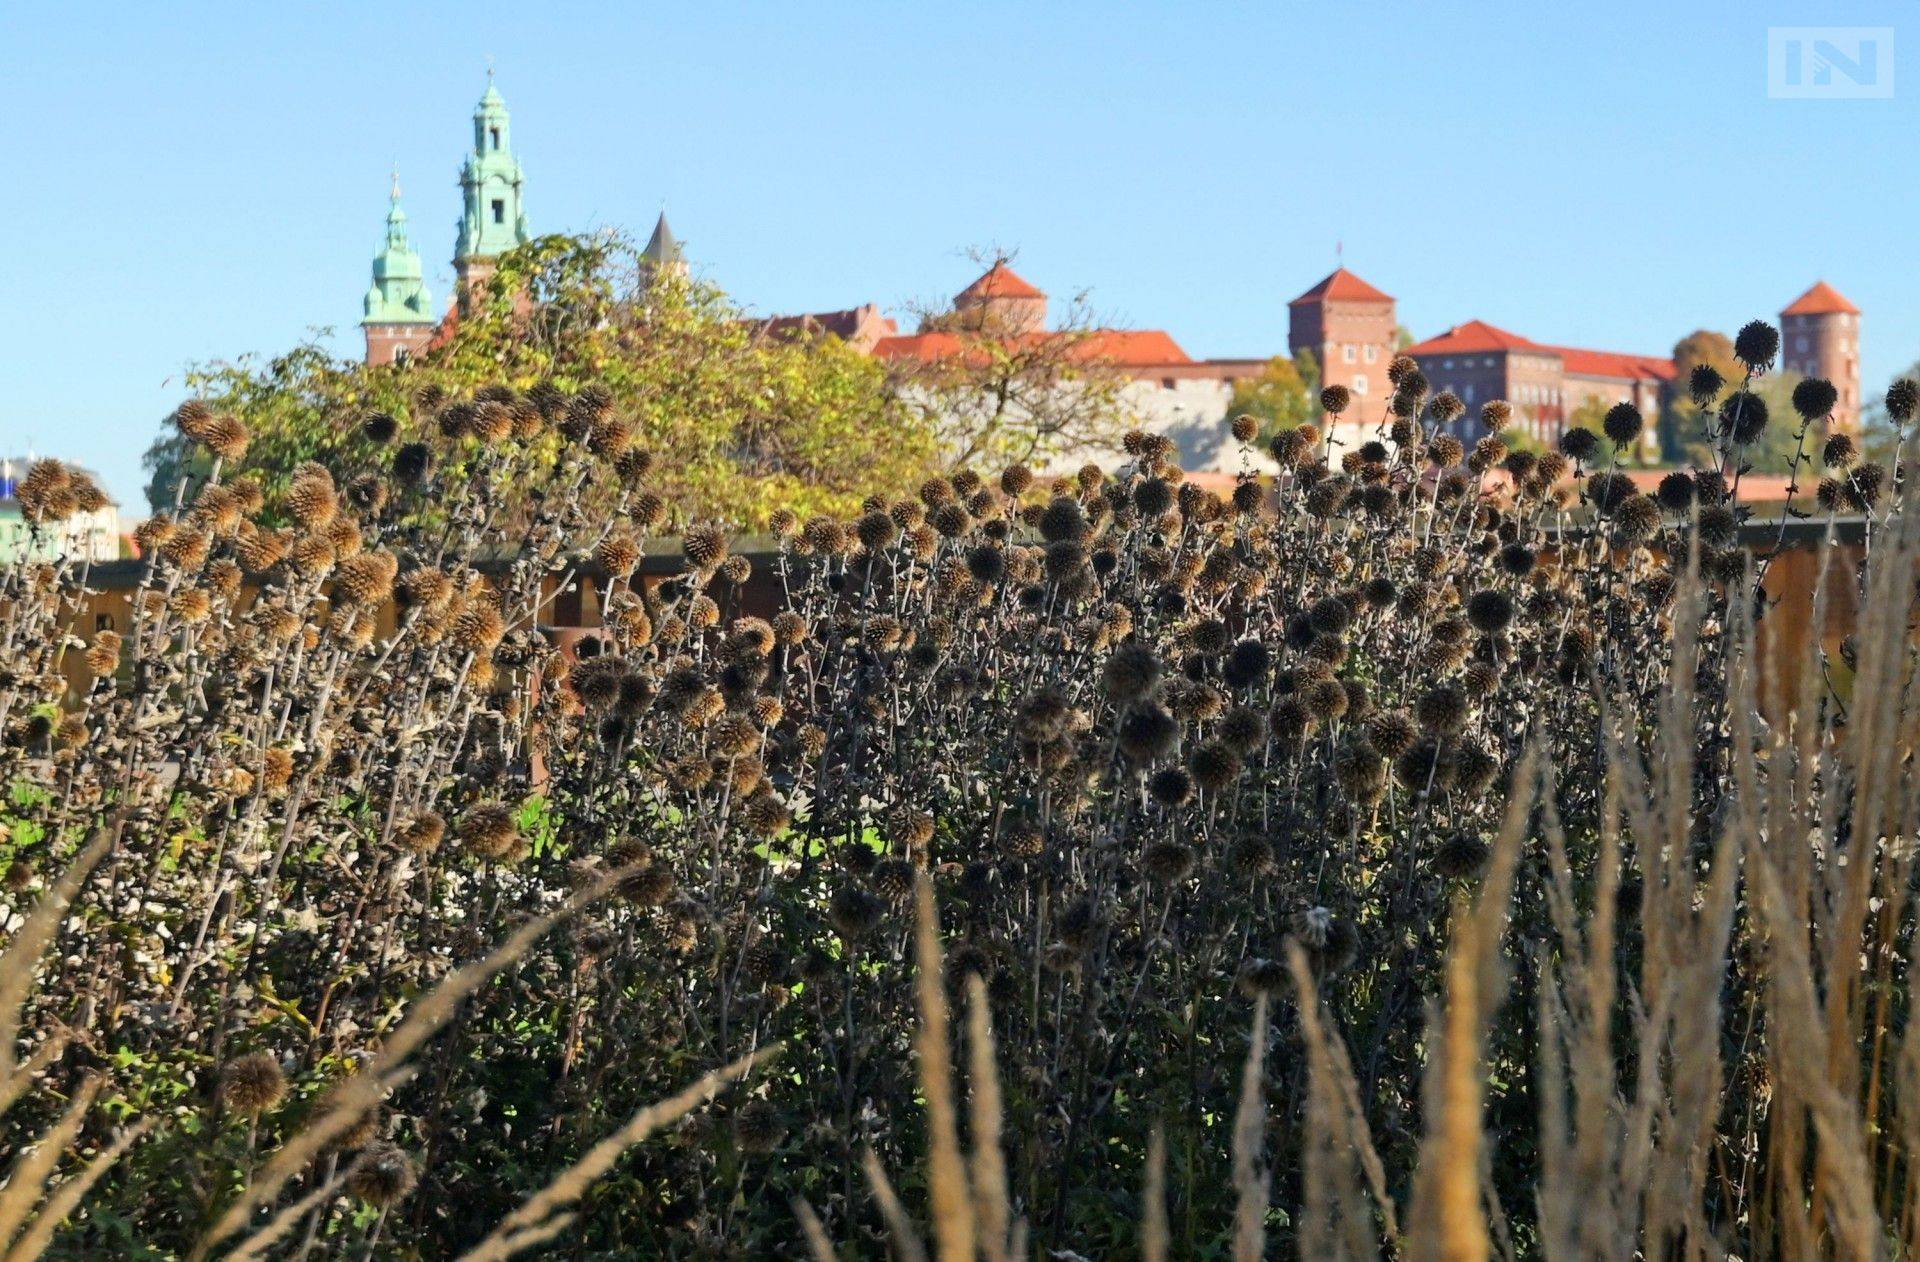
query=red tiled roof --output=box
[956,262,1045,302]
[1781,280,1859,317]
[1407,322,1673,382]
[873,328,1192,368]
[754,306,897,343]
[1288,267,1393,306]
[1402,320,1544,356]
[1551,345,1676,382]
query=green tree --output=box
[1226,350,1321,439]
[1658,330,1742,462]
[144,232,937,528]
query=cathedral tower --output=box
[454,73,531,304]
[362,171,436,365]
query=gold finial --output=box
[390,164,402,201]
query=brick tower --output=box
[453,72,531,307]
[1780,281,1861,431]
[1287,268,1397,426]
[361,171,436,366]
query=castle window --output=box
[393,347,411,367]
[491,199,505,225]
[1364,345,1378,363]
[1343,345,1356,363]
[1352,374,1368,395]
[489,126,501,150]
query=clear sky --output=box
[2,1,1913,508]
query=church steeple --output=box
[641,212,686,279]
[454,71,531,302]
[363,171,436,366]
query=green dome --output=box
[363,173,435,325]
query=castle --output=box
[359,81,1863,457]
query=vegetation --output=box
[4,314,1917,1259]
[892,260,1137,472]
[143,233,939,531]
[1660,328,1808,473]
[1225,350,1321,440]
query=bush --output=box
[3,345,1918,1258]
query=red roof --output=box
[1781,281,1859,317]
[1402,320,1544,356]
[873,328,1192,369]
[1406,322,1673,382]
[956,262,1045,302]
[1550,345,1676,382]
[1289,267,1393,306]
[753,306,897,343]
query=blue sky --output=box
[2,1,1913,507]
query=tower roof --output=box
[456,74,530,266]
[643,212,685,270]
[365,171,434,326]
[956,261,1045,303]
[1781,280,1859,317]
[1289,267,1393,306]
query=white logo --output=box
[1769,27,1894,98]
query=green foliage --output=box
[145,233,938,529]
[1225,350,1321,440]
[1656,329,1810,474]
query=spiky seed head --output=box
[1142,841,1195,883]
[1434,833,1491,879]
[1558,427,1601,463]
[347,1144,418,1207]
[1792,377,1839,421]
[1613,494,1661,543]
[220,1052,286,1116]
[1465,589,1514,635]
[1320,384,1352,414]
[1822,432,1858,468]
[398,812,446,853]
[1719,390,1770,445]
[1886,378,1919,423]
[1689,363,1724,408]
[1368,709,1417,757]
[1603,402,1643,447]
[1733,320,1780,372]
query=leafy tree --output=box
[1654,328,1814,474]
[1496,424,1547,457]
[1658,330,1742,463]
[144,232,937,528]
[889,272,1135,471]
[1226,350,1321,439]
